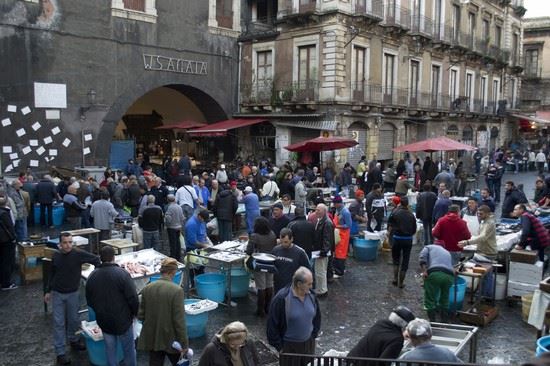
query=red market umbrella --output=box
[284,136,359,152]
[154,120,206,130]
[393,136,476,153]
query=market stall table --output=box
[100,238,139,255]
[65,228,101,253]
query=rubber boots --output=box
[427,309,438,322]
[264,287,274,314]
[392,266,399,286]
[256,289,266,317]
[398,270,407,288]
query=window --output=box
[298,45,317,85]
[512,33,519,66]
[450,69,459,104]
[482,19,490,50]
[495,25,502,48]
[352,46,367,90]
[383,53,396,103]
[300,0,316,13]
[411,0,422,31]
[433,0,443,39]
[452,5,461,42]
[492,78,500,113]
[410,60,420,105]
[431,65,441,107]
[216,0,233,28]
[465,72,474,111]
[468,12,476,48]
[123,0,145,11]
[111,0,157,22]
[386,0,396,23]
[480,76,488,109]
[510,78,517,109]
[525,49,539,77]
[257,51,273,84]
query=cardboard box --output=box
[509,261,544,285]
[507,280,539,297]
[509,249,538,264]
[458,304,499,326]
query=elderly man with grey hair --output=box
[267,267,321,366]
[139,195,164,250]
[90,190,119,241]
[398,318,462,364]
[312,203,334,297]
[164,194,184,260]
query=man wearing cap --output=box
[269,202,290,238]
[241,186,260,234]
[86,246,139,366]
[138,258,188,365]
[418,244,455,322]
[349,189,367,236]
[216,164,228,185]
[364,183,386,232]
[387,196,417,288]
[398,319,462,363]
[332,195,352,277]
[347,306,416,365]
[184,209,211,252]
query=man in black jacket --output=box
[364,183,385,232]
[44,232,100,365]
[86,246,139,366]
[0,196,17,290]
[287,207,315,258]
[388,197,417,288]
[63,185,87,230]
[139,195,164,250]
[312,203,334,297]
[213,187,238,242]
[36,174,58,227]
[347,306,416,365]
[415,183,438,245]
[267,267,320,366]
[501,181,528,218]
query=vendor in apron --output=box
[332,196,352,277]
[461,197,480,236]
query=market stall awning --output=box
[284,136,358,152]
[276,120,337,131]
[154,120,206,130]
[510,113,550,125]
[187,118,267,136]
[393,136,476,153]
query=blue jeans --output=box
[246,211,260,234]
[103,325,136,366]
[422,220,433,245]
[143,230,160,250]
[15,218,28,241]
[52,290,80,356]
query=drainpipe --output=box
[237,41,242,113]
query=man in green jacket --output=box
[138,258,188,366]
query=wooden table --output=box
[65,228,101,253]
[17,243,46,284]
[100,239,139,254]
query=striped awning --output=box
[275,120,337,131]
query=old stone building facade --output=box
[238,0,525,166]
[0,0,243,171]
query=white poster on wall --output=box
[34,82,67,109]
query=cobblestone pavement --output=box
[0,170,544,365]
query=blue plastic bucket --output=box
[449,277,467,312]
[185,299,208,338]
[353,238,379,262]
[149,270,183,286]
[33,204,65,227]
[195,273,226,303]
[536,335,550,357]
[227,268,250,298]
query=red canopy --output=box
[393,136,476,153]
[187,118,267,136]
[154,120,206,130]
[284,136,359,152]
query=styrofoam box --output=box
[73,236,89,246]
[509,261,544,285]
[507,280,539,297]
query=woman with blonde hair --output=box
[198,321,259,366]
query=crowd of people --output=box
[2,147,550,365]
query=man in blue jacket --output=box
[267,267,320,366]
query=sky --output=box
[524,0,550,18]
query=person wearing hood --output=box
[432,205,471,264]
[347,306,416,365]
[213,185,238,243]
[198,321,259,366]
[501,181,528,219]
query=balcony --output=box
[241,81,275,105]
[410,14,433,39]
[381,5,410,32]
[275,80,320,103]
[279,0,318,18]
[354,0,384,22]
[239,17,280,41]
[523,65,542,79]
